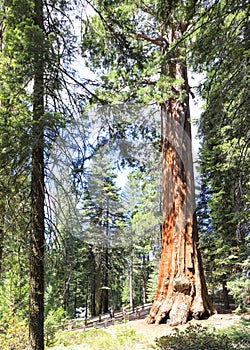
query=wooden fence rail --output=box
[48,303,152,333]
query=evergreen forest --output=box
[0,0,249,349]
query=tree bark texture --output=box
[147,25,215,326]
[29,0,45,349]
[0,9,6,275]
[0,210,4,273]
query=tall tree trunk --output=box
[29,0,45,348]
[0,208,4,273]
[102,206,110,313]
[222,279,230,309]
[129,246,134,310]
[89,250,96,316]
[95,252,102,315]
[102,248,109,313]
[91,282,96,317]
[141,254,148,305]
[0,8,6,276]
[147,24,215,326]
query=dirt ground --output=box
[120,311,250,343]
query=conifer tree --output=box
[82,149,127,314]
[124,170,162,307]
[1,1,94,348]
[191,0,249,311]
[82,0,216,325]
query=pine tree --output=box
[124,170,162,307]
[82,149,127,314]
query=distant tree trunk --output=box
[141,254,148,305]
[102,248,109,313]
[29,0,45,349]
[147,23,216,326]
[129,246,134,310]
[89,251,96,316]
[74,280,78,317]
[95,252,102,315]
[102,207,110,313]
[222,279,230,309]
[91,284,96,317]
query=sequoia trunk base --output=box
[147,216,216,326]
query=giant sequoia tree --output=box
[83,0,216,325]
[148,20,202,326]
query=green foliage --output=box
[0,197,30,320]
[82,0,195,104]
[155,323,250,350]
[193,0,249,306]
[123,170,162,305]
[121,280,130,305]
[146,262,159,303]
[81,150,127,313]
[127,171,161,240]
[48,325,149,350]
[0,268,29,319]
[227,258,250,313]
[45,306,69,346]
[82,150,126,246]
[46,131,130,316]
[0,314,29,350]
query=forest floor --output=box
[106,309,250,343]
[132,313,249,340]
[49,308,250,349]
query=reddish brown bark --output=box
[147,25,216,326]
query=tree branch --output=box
[136,32,168,47]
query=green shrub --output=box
[155,323,250,350]
[0,314,29,350]
[227,265,250,313]
[45,306,69,346]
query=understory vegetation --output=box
[41,318,250,350]
[156,321,250,350]
[48,326,147,350]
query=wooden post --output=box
[67,320,73,331]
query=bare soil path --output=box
[105,311,250,344]
[129,312,249,342]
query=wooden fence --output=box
[50,303,152,333]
